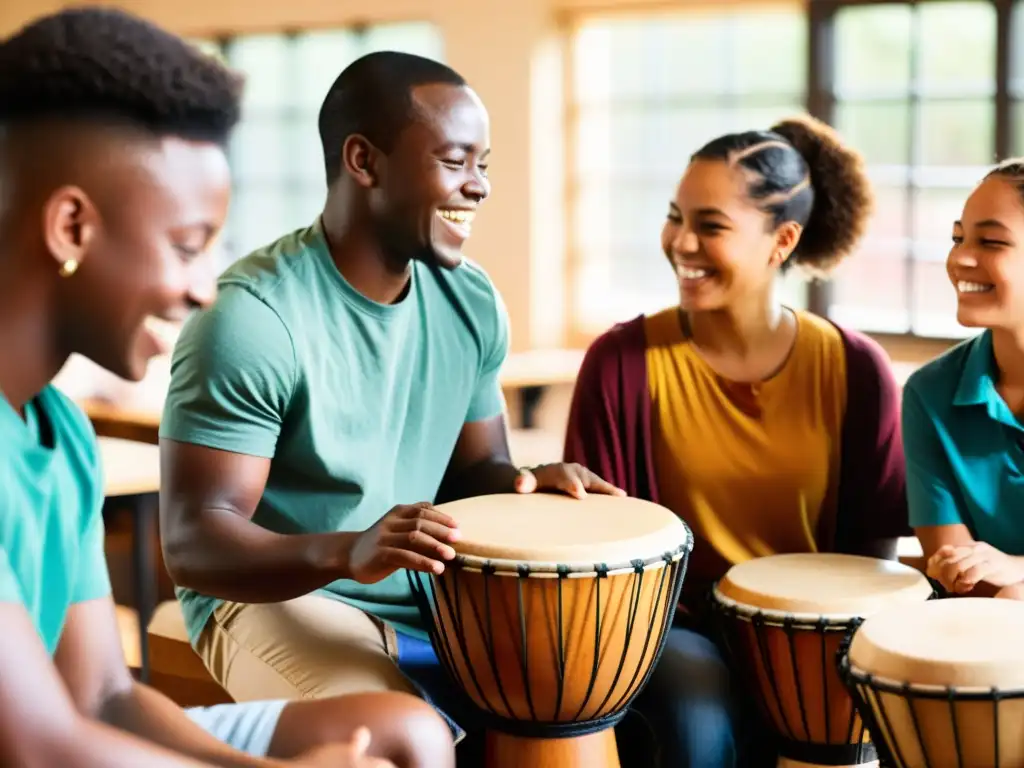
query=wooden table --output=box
[86,400,162,445]
[80,349,591,435]
[500,350,585,428]
[99,437,160,681]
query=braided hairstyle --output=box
[691,114,873,275]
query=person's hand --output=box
[513,463,626,500]
[290,727,396,768]
[996,582,1024,601]
[927,542,1024,594]
[348,503,461,584]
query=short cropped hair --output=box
[0,6,243,144]
[318,51,466,184]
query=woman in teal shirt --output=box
[904,158,1024,600]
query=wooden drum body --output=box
[408,493,692,768]
[710,553,933,768]
[840,598,1024,768]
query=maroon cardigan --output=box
[563,315,911,560]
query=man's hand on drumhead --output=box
[348,502,461,583]
[514,463,626,499]
[928,542,1024,594]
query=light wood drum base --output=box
[484,729,620,768]
[778,757,879,768]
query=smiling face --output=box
[662,158,799,311]
[50,135,231,381]
[947,175,1024,331]
[370,82,490,270]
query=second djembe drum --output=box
[408,492,692,768]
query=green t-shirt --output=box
[0,386,112,654]
[161,219,510,644]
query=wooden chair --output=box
[147,601,233,707]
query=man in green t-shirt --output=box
[0,8,453,768]
[157,50,621,747]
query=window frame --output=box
[807,0,1015,344]
[562,0,1018,348]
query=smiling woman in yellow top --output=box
[564,116,910,768]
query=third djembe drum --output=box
[840,597,1024,768]
[711,553,933,768]
[408,492,692,768]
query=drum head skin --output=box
[434,493,690,568]
[716,553,932,619]
[849,597,1024,689]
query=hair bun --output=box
[771,114,873,272]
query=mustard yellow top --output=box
[645,307,847,587]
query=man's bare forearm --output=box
[163,506,358,603]
[436,459,518,504]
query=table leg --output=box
[131,494,158,683]
[518,386,546,429]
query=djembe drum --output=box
[840,597,1024,768]
[407,493,692,768]
[710,553,933,768]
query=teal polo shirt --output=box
[903,330,1024,553]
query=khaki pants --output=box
[196,594,422,702]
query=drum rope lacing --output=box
[407,542,692,740]
[710,594,875,766]
[837,605,1024,768]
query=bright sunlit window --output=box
[828,1,997,338]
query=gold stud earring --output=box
[58,259,79,278]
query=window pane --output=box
[1012,3,1024,96]
[919,2,995,94]
[359,21,445,61]
[609,247,674,299]
[912,186,974,243]
[918,100,995,166]
[834,102,911,165]
[228,188,305,259]
[572,24,613,105]
[227,35,293,111]
[911,256,967,337]
[573,109,612,178]
[829,245,910,333]
[865,184,910,241]
[1014,100,1024,155]
[573,184,612,251]
[834,5,912,96]
[294,126,329,188]
[229,119,293,184]
[604,14,731,99]
[575,103,804,186]
[574,8,805,103]
[732,10,807,95]
[294,30,360,110]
